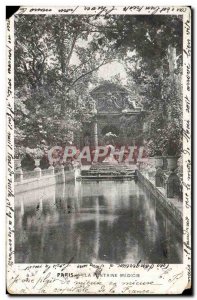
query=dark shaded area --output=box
[182,287,193,295]
[6,6,20,19]
[21,154,35,171]
[40,155,50,169]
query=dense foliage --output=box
[14,14,183,158]
[14,15,115,156]
[103,15,183,156]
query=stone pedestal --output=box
[15,159,23,182]
[48,165,54,175]
[34,166,42,178]
[34,159,41,177]
[15,168,23,182]
[14,159,22,171]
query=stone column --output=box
[93,119,98,148]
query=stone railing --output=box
[14,159,80,183]
[14,159,54,183]
[137,170,182,227]
[14,159,81,194]
[137,157,182,200]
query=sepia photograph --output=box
[6,6,191,294]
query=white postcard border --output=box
[6,6,192,294]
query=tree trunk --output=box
[168,45,177,76]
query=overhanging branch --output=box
[67,60,112,92]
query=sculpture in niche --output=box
[97,92,123,112]
[96,92,139,113]
[90,82,142,113]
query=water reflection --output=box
[15,181,182,263]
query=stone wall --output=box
[137,170,182,227]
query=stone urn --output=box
[166,156,178,170]
[154,156,164,168]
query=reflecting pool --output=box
[15,180,182,263]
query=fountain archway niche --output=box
[74,81,145,149]
[101,125,119,146]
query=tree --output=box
[14,15,116,155]
[103,15,183,156]
[14,14,183,158]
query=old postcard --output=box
[6,6,192,295]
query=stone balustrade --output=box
[14,159,81,193]
[138,157,182,201]
[137,170,182,227]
